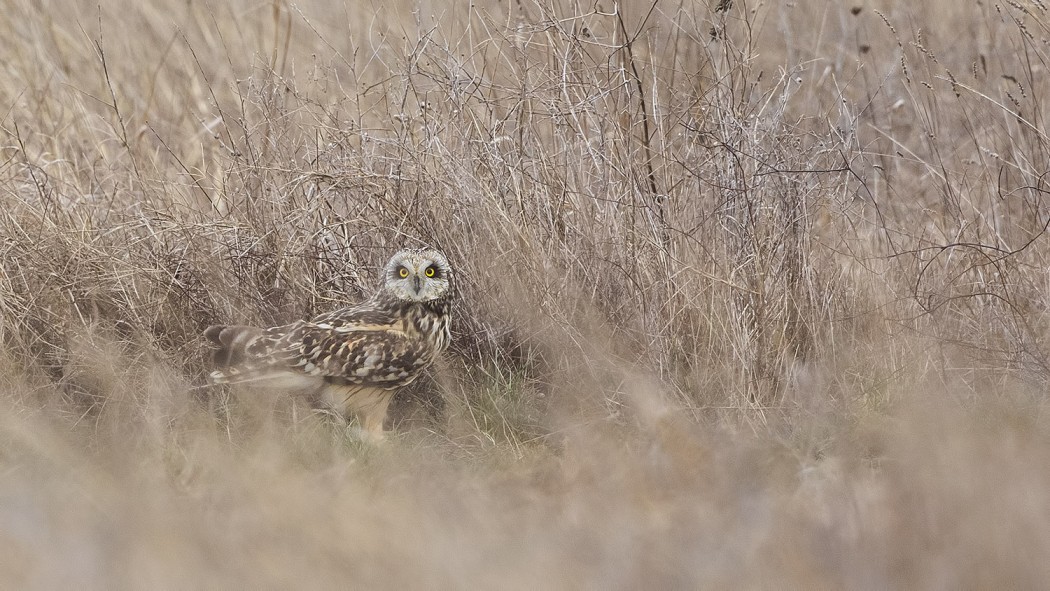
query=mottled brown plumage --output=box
[204,249,453,441]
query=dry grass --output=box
[2,0,1050,587]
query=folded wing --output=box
[205,305,429,388]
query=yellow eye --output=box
[398,267,409,278]
[425,266,436,278]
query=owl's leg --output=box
[357,417,387,443]
[353,391,394,444]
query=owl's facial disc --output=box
[383,249,452,303]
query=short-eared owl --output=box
[204,248,453,441]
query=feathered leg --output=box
[357,394,394,443]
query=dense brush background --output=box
[1,0,1049,587]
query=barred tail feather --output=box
[204,324,266,383]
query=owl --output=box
[204,248,454,441]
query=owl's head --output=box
[381,248,454,303]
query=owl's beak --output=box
[412,275,422,294]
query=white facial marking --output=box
[382,249,452,303]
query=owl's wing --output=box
[278,321,431,386]
[307,301,404,331]
[206,303,428,387]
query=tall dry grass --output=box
[1,0,1050,587]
